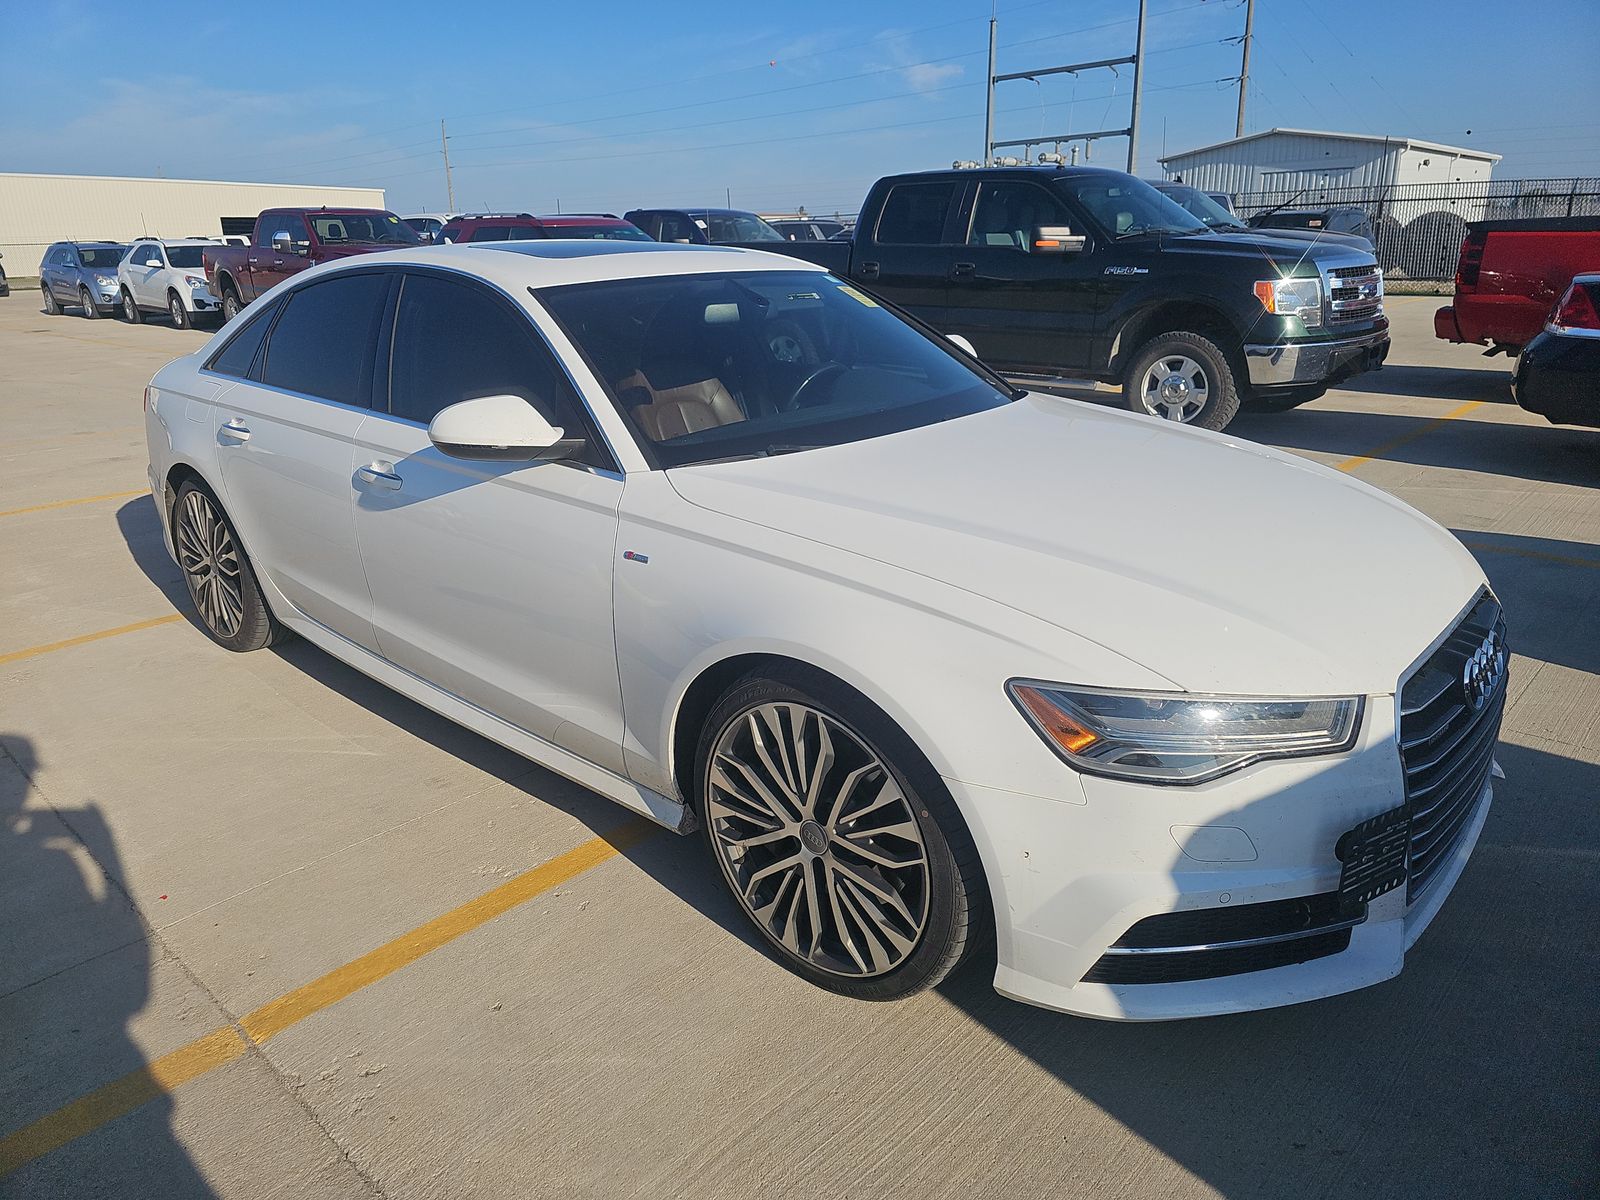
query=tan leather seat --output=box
[617,370,745,442]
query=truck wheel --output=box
[1124,332,1240,431]
[121,288,143,324]
[168,291,192,330]
[1243,386,1325,413]
[220,285,242,323]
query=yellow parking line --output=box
[1333,399,1485,472]
[0,819,654,1177]
[0,489,146,520]
[0,615,185,667]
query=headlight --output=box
[95,274,117,288]
[184,275,206,287]
[1253,276,1321,328]
[1008,682,1362,785]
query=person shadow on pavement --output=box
[0,735,217,1198]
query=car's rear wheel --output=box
[168,291,192,330]
[220,285,242,323]
[121,288,143,324]
[173,480,285,652]
[41,285,59,315]
[79,287,100,319]
[695,667,985,1000]
[1123,331,1241,430]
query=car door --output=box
[351,269,628,774]
[940,177,1105,372]
[50,247,79,302]
[857,179,966,324]
[130,242,164,306]
[212,270,390,649]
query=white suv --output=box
[118,239,222,329]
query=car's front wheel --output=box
[1123,331,1241,430]
[173,480,286,652]
[79,287,100,320]
[695,667,985,1000]
[168,291,192,330]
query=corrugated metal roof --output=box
[1159,128,1501,166]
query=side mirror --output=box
[428,394,580,462]
[270,231,292,254]
[947,334,978,357]
[1031,225,1086,254]
[144,257,162,268]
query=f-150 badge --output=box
[1104,266,1149,275]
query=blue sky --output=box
[3,0,1596,216]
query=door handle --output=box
[858,261,880,279]
[246,257,259,265]
[219,418,250,442]
[950,261,976,279]
[356,463,403,492]
[271,259,285,268]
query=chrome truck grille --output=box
[1325,262,1385,323]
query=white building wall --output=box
[0,174,386,277]
[1161,131,1498,200]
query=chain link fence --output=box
[1231,177,1600,282]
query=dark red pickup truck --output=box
[205,207,420,321]
[1435,217,1600,354]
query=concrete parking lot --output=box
[1,294,1595,1200]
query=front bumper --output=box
[1244,327,1390,388]
[950,692,1495,1020]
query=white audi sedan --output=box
[142,241,1506,1020]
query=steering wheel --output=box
[782,362,849,412]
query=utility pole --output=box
[440,119,456,212]
[1126,0,1146,172]
[1235,0,1255,137]
[983,17,998,164]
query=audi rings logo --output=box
[1462,628,1507,712]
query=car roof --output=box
[135,237,220,246]
[62,241,126,248]
[284,240,825,291]
[536,215,630,225]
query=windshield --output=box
[311,213,421,245]
[165,246,207,268]
[701,213,786,243]
[539,270,1015,468]
[78,246,127,267]
[1056,176,1207,238]
[544,223,653,241]
[1156,185,1244,229]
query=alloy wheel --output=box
[170,296,182,323]
[1140,354,1209,422]
[176,489,245,638]
[124,292,138,321]
[706,702,931,977]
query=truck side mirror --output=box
[270,231,292,254]
[1031,225,1086,254]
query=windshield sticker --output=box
[837,285,880,307]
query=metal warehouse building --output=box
[0,173,386,279]
[1158,128,1499,198]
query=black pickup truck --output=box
[755,166,1388,429]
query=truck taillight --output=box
[1456,230,1486,293]
[1550,280,1600,333]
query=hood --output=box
[1235,225,1374,253]
[1156,229,1373,273]
[666,398,1484,697]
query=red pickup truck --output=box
[205,207,420,321]
[1435,217,1600,354]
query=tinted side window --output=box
[206,300,279,378]
[259,273,388,405]
[657,214,697,243]
[875,183,958,245]
[967,181,1074,248]
[471,224,514,242]
[388,274,601,464]
[507,225,546,241]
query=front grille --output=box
[1324,262,1384,323]
[1081,892,1360,985]
[1399,594,1507,902]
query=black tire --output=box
[220,284,242,323]
[172,479,287,653]
[79,287,100,320]
[1123,330,1241,431]
[121,288,143,324]
[41,285,60,315]
[1243,385,1326,413]
[694,664,988,1001]
[168,291,192,330]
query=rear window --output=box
[875,183,957,245]
[166,246,206,269]
[78,247,127,268]
[260,273,389,405]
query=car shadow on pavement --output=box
[1229,408,1600,488]
[930,732,1599,1200]
[1458,530,1600,677]
[0,736,219,1199]
[1338,362,1515,403]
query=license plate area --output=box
[1336,805,1409,913]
